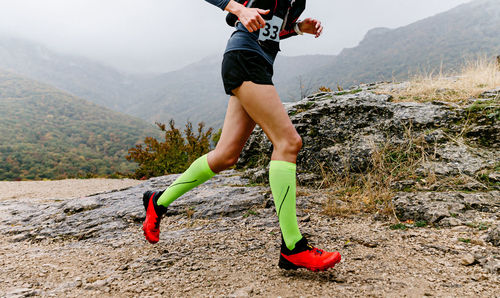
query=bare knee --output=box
[275,133,302,156]
[288,133,303,154]
[222,154,239,168]
[209,149,240,172]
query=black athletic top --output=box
[206,0,306,65]
[205,0,231,10]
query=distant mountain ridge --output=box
[0,69,159,180]
[293,0,500,90]
[1,0,499,129]
[0,37,138,111]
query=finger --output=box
[317,26,323,38]
[244,21,255,32]
[316,26,322,36]
[250,22,259,32]
[256,14,266,28]
[248,19,259,30]
[258,9,270,15]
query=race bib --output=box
[259,15,283,42]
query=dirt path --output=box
[0,179,142,202]
[0,179,498,297]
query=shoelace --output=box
[307,244,324,256]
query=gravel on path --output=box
[0,179,141,201]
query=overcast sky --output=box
[0,0,472,73]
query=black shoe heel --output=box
[142,191,153,210]
[278,255,300,270]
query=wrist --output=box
[294,21,304,35]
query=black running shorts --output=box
[221,50,274,96]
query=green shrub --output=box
[126,120,214,179]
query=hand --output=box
[237,6,270,32]
[299,18,323,38]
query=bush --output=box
[126,120,214,179]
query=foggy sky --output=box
[0,0,472,73]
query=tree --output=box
[126,120,214,179]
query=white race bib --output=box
[258,16,283,42]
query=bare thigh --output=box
[207,96,256,173]
[232,81,301,163]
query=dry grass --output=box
[322,125,433,217]
[379,57,500,103]
[321,57,499,218]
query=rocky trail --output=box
[1,86,499,297]
[0,171,498,297]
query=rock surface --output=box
[487,225,500,247]
[0,171,268,242]
[237,86,499,186]
[1,86,499,296]
[393,191,499,228]
[0,171,499,297]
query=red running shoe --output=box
[142,191,167,244]
[279,237,341,272]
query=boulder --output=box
[236,86,499,185]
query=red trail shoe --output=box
[142,191,167,244]
[279,237,341,272]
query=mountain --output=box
[129,55,228,129]
[127,54,336,128]
[284,0,500,91]
[274,54,336,100]
[0,38,230,128]
[127,0,500,125]
[0,37,138,111]
[0,36,333,128]
[0,70,160,180]
[1,0,499,129]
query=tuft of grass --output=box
[243,209,258,218]
[378,57,500,103]
[323,124,433,216]
[458,238,471,244]
[318,86,333,92]
[466,222,492,231]
[415,220,428,227]
[336,88,363,96]
[390,223,408,230]
[185,206,195,218]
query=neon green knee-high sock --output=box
[157,154,216,207]
[269,160,303,250]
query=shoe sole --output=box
[278,253,342,272]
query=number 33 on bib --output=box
[259,16,284,42]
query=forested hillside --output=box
[0,70,160,180]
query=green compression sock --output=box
[269,160,303,250]
[157,154,216,207]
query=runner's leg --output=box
[232,82,303,250]
[207,96,256,173]
[157,96,255,207]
